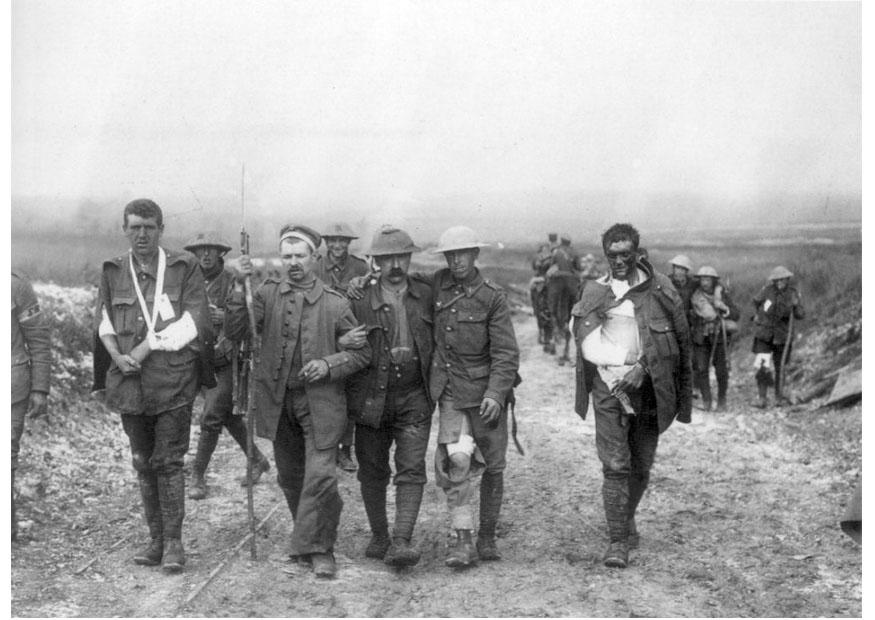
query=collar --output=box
[440,267,482,292]
[279,276,324,304]
[370,277,419,309]
[603,260,654,296]
[326,254,348,270]
[203,260,225,282]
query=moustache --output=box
[388,268,406,277]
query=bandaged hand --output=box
[616,363,646,394]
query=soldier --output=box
[751,266,805,408]
[11,271,51,541]
[688,266,739,412]
[225,224,370,578]
[547,234,580,365]
[314,222,370,473]
[668,255,695,315]
[578,252,603,282]
[343,226,434,567]
[572,223,692,568]
[93,199,212,573]
[529,233,556,350]
[183,232,270,501]
[430,226,520,568]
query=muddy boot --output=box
[162,538,185,573]
[537,327,545,345]
[477,471,503,561]
[602,477,629,568]
[627,471,648,550]
[361,483,390,559]
[134,472,164,565]
[189,429,218,500]
[627,517,639,550]
[385,484,423,567]
[337,445,357,472]
[445,530,478,568]
[755,380,769,409]
[311,552,336,578]
[157,470,185,566]
[240,455,271,487]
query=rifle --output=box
[239,166,259,560]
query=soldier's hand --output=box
[300,359,329,383]
[346,276,368,300]
[114,353,141,375]
[231,255,254,282]
[338,325,367,349]
[27,392,48,419]
[479,397,502,425]
[616,363,646,393]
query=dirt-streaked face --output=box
[605,240,637,281]
[672,265,689,283]
[280,239,317,282]
[699,276,716,294]
[444,248,479,281]
[124,215,163,261]
[193,246,222,273]
[774,277,789,291]
[374,253,412,285]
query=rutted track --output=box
[11,315,861,617]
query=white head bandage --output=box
[280,230,317,254]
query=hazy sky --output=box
[12,1,861,224]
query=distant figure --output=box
[667,255,695,315]
[547,234,580,365]
[184,232,270,501]
[315,222,370,473]
[93,199,213,573]
[572,223,692,568]
[751,266,805,408]
[688,266,739,412]
[11,271,51,541]
[578,252,603,282]
[529,233,557,350]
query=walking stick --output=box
[720,316,731,372]
[240,165,259,560]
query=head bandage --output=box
[280,230,316,253]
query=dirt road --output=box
[11,316,861,617]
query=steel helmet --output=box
[368,226,421,256]
[769,265,794,281]
[696,265,719,278]
[670,254,693,271]
[432,226,490,253]
[321,222,359,239]
[184,231,232,253]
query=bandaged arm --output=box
[581,328,637,366]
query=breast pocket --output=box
[111,296,139,335]
[649,317,678,358]
[455,311,489,353]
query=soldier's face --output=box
[444,248,479,281]
[280,239,316,282]
[194,247,221,272]
[324,237,351,260]
[605,240,636,281]
[374,253,411,284]
[774,277,789,291]
[672,265,689,283]
[124,215,163,259]
[699,276,716,294]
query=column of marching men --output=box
[12,197,805,579]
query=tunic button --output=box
[380,365,387,371]
[379,385,386,390]
[384,307,390,312]
[445,326,452,331]
[445,344,451,349]
[445,363,451,368]
[451,308,457,313]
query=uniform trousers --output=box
[435,397,508,530]
[274,388,343,556]
[11,398,28,471]
[692,338,729,403]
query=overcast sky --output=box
[11,1,861,229]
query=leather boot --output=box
[385,484,423,567]
[477,471,503,561]
[337,445,357,472]
[602,477,629,568]
[134,472,164,565]
[445,529,478,568]
[755,380,769,409]
[226,417,271,486]
[361,483,390,559]
[162,538,186,573]
[188,429,218,500]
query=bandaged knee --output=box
[446,434,475,472]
